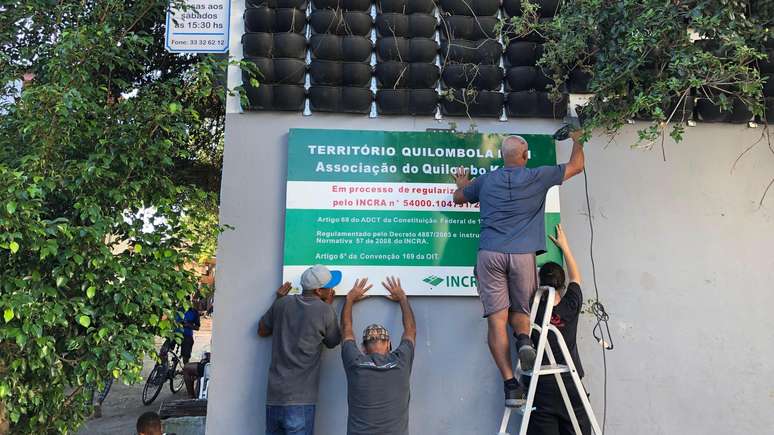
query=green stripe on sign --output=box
[287,129,557,183]
[283,209,562,267]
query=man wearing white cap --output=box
[257,265,343,435]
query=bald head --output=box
[501,135,529,167]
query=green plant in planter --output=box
[500,0,771,144]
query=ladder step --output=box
[523,364,570,376]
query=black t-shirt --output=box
[531,282,584,380]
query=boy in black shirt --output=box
[527,224,591,435]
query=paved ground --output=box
[76,318,212,435]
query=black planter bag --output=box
[764,73,774,97]
[312,0,371,12]
[695,97,729,122]
[242,57,307,85]
[375,13,437,38]
[440,89,504,117]
[376,37,439,63]
[243,84,306,111]
[506,91,567,118]
[310,34,374,62]
[440,39,502,65]
[310,60,372,87]
[309,86,374,113]
[633,96,694,122]
[375,61,440,88]
[503,0,560,18]
[376,89,439,115]
[442,64,503,91]
[247,0,308,9]
[310,10,372,36]
[244,7,307,33]
[378,0,436,15]
[505,42,543,67]
[440,16,498,40]
[505,66,553,91]
[566,68,593,93]
[439,0,499,16]
[242,32,308,58]
[759,49,774,73]
[696,96,754,123]
[764,97,774,122]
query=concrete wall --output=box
[207,113,774,435]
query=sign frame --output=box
[282,128,563,296]
[164,0,231,54]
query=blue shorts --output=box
[266,404,316,435]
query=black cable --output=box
[582,167,613,435]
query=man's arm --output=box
[549,224,581,284]
[341,278,372,342]
[452,167,471,204]
[382,277,416,344]
[192,310,201,330]
[257,282,292,337]
[563,130,586,181]
[322,308,342,349]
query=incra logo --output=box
[422,275,477,288]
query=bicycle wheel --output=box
[142,364,166,405]
[169,354,185,394]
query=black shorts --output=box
[181,335,194,360]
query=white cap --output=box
[300,265,342,291]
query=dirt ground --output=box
[76,317,212,435]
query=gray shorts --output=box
[475,250,537,317]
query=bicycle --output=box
[142,340,185,405]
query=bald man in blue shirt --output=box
[452,131,585,406]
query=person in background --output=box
[452,131,585,407]
[258,265,343,435]
[89,378,113,419]
[183,351,211,399]
[136,411,163,435]
[526,224,591,435]
[340,277,416,435]
[177,305,200,365]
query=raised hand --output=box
[569,128,585,144]
[346,278,372,303]
[548,224,569,251]
[276,281,292,298]
[382,276,407,302]
[452,166,470,189]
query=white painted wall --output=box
[207,112,774,435]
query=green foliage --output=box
[0,1,228,432]
[502,0,772,144]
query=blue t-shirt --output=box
[176,308,200,337]
[463,164,565,254]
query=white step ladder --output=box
[497,286,603,435]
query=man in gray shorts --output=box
[453,131,585,406]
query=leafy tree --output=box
[501,0,772,144]
[0,1,227,432]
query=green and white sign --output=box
[283,128,562,296]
